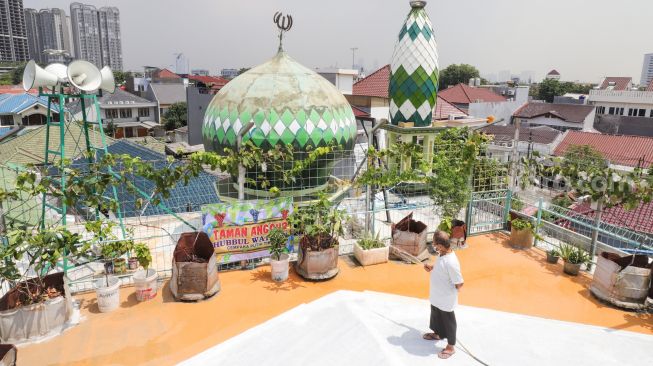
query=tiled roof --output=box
[433,96,467,120]
[0,123,114,166]
[547,70,560,75]
[67,89,156,116]
[71,139,220,218]
[481,125,561,144]
[152,68,181,79]
[553,131,653,168]
[513,102,594,123]
[647,79,653,92]
[148,84,186,105]
[0,94,60,114]
[568,202,653,235]
[598,77,632,91]
[351,105,370,118]
[438,83,506,105]
[352,65,390,98]
[0,85,38,95]
[188,75,229,88]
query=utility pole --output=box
[510,117,521,191]
[350,47,358,69]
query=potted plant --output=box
[132,243,157,301]
[354,231,388,266]
[559,244,591,276]
[437,217,453,235]
[289,196,347,280]
[546,248,560,264]
[509,218,537,249]
[268,227,290,282]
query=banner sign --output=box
[201,197,293,263]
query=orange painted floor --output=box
[21,233,653,366]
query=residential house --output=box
[438,83,506,112]
[68,88,160,139]
[186,75,229,93]
[512,102,595,131]
[145,83,187,123]
[553,131,653,171]
[588,89,653,118]
[0,94,60,132]
[316,68,359,95]
[151,68,183,84]
[594,115,653,137]
[546,70,561,80]
[347,65,391,122]
[597,77,633,91]
[480,125,562,162]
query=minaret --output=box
[388,1,439,127]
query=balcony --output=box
[588,90,653,104]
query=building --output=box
[69,2,122,70]
[513,102,595,131]
[597,77,632,91]
[220,68,239,79]
[191,69,209,76]
[145,83,187,122]
[316,68,359,95]
[24,8,74,64]
[438,83,506,112]
[588,89,653,118]
[186,75,228,92]
[640,53,653,87]
[554,130,653,171]
[0,0,29,62]
[347,65,391,122]
[594,115,653,137]
[0,93,60,128]
[480,124,562,162]
[546,70,561,80]
[67,88,160,139]
[151,68,182,84]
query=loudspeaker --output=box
[44,63,68,83]
[67,60,102,92]
[22,60,59,91]
[99,66,116,93]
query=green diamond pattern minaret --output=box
[389,1,439,127]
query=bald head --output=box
[434,231,451,249]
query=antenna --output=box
[273,12,293,52]
[350,47,358,69]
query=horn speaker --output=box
[67,60,102,92]
[99,66,116,93]
[22,60,59,91]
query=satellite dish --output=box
[67,60,102,92]
[22,60,59,91]
[44,63,68,83]
[99,66,116,93]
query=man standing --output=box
[423,231,464,359]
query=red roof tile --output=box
[351,105,370,118]
[598,77,632,91]
[568,202,653,235]
[188,75,229,88]
[0,85,38,95]
[152,69,180,79]
[513,102,594,124]
[352,65,390,98]
[647,79,653,92]
[433,96,467,120]
[547,70,560,76]
[553,131,653,168]
[438,83,506,105]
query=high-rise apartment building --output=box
[69,2,123,70]
[24,8,74,64]
[0,0,29,62]
[640,53,653,87]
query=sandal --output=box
[438,349,455,359]
[422,333,441,340]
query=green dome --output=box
[202,51,357,152]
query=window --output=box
[608,107,615,115]
[628,108,636,116]
[0,115,13,126]
[105,109,118,119]
[650,110,653,118]
[638,109,646,117]
[119,109,132,118]
[138,108,150,117]
[596,106,605,115]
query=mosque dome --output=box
[202,51,356,154]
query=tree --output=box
[163,102,187,130]
[537,79,563,102]
[562,145,608,174]
[237,67,250,76]
[112,70,130,85]
[439,64,481,89]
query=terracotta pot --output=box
[296,245,339,280]
[510,227,534,249]
[353,243,389,266]
[564,262,581,276]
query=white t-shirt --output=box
[429,252,464,312]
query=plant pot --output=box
[546,252,560,264]
[0,344,16,366]
[270,253,290,282]
[95,275,120,313]
[510,227,534,249]
[170,232,221,301]
[128,257,139,270]
[0,296,67,343]
[353,243,389,266]
[296,245,339,280]
[113,258,127,274]
[133,269,158,302]
[104,260,114,275]
[591,252,652,309]
[391,213,428,257]
[563,262,581,276]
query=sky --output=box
[25,0,653,83]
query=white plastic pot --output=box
[133,269,158,302]
[95,275,120,313]
[270,253,290,282]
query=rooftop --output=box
[481,124,561,144]
[647,79,653,92]
[598,77,632,91]
[547,69,560,76]
[0,93,60,115]
[147,83,187,105]
[187,75,229,88]
[513,102,594,123]
[553,130,653,168]
[569,201,653,235]
[19,233,653,365]
[352,65,391,98]
[152,68,181,79]
[438,83,506,105]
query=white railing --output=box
[588,90,653,104]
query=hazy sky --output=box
[25,0,653,83]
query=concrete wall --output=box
[187,86,215,146]
[469,100,525,124]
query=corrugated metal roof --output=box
[148,84,186,105]
[0,94,60,114]
[553,131,653,168]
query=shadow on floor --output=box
[249,267,306,292]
